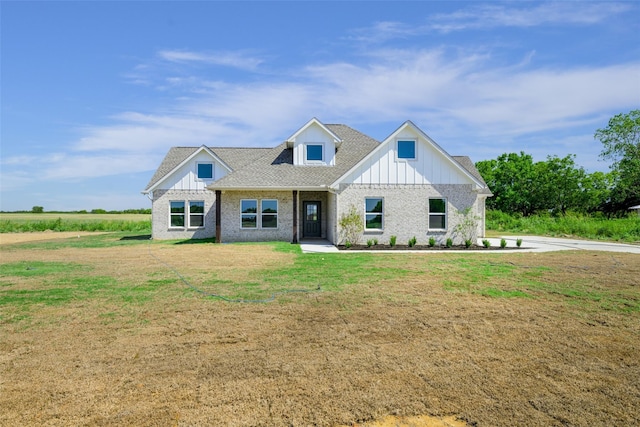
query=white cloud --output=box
[158,49,264,70]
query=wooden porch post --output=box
[215,190,222,243]
[292,190,298,244]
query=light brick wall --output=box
[336,184,484,246]
[218,190,294,242]
[151,189,216,240]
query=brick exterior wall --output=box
[151,189,217,240]
[335,184,486,246]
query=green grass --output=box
[487,210,640,243]
[0,213,150,233]
[1,237,638,328]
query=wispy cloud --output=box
[158,49,264,70]
[352,2,632,41]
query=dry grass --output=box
[1,234,639,426]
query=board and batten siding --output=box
[292,122,337,166]
[159,151,230,191]
[341,128,474,186]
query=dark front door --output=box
[303,201,321,238]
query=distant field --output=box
[0,213,150,222]
[0,213,150,233]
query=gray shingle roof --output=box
[143,123,491,194]
[207,124,380,189]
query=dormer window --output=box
[305,144,324,163]
[197,162,213,180]
[397,140,416,160]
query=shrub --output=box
[390,235,397,247]
[428,237,436,247]
[339,204,364,246]
[373,238,378,245]
[464,239,473,248]
[516,238,523,248]
[408,236,417,247]
[366,239,374,247]
[482,239,491,248]
[446,238,453,248]
[345,241,352,249]
[500,238,507,248]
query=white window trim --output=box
[428,197,447,231]
[188,200,205,229]
[395,139,417,162]
[240,199,258,229]
[261,199,279,229]
[169,200,186,229]
[196,162,214,181]
[304,143,325,165]
[364,197,384,231]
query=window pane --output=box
[197,163,213,179]
[241,200,257,214]
[189,215,204,227]
[365,198,383,213]
[262,200,278,214]
[190,201,204,214]
[306,144,323,161]
[429,215,446,229]
[366,214,383,229]
[262,214,277,228]
[398,140,416,159]
[170,201,185,213]
[242,214,257,228]
[429,198,446,213]
[306,204,318,221]
[171,214,185,227]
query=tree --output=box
[31,206,44,213]
[338,204,363,246]
[594,110,640,213]
[536,155,585,215]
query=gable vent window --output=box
[197,163,213,180]
[306,144,324,162]
[397,140,416,160]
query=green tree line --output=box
[476,110,639,217]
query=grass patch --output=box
[487,210,640,243]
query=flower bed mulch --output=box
[337,244,525,251]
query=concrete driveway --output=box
[300,237,640,254]
[490,236,640,254]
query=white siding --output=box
[342,129,474,186]
[292,122,337,166]
[160,152,229,191]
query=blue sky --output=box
[2,1,639,211]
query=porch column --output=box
[292,190,298,244]
[215,190,222,243]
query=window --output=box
[197,163,213,180]
[189,201,205,228]
[429,198,447,230]
[365,197,383,230]
[170,201,185,227]
[306,144,323,162]
[261,200,278,228]
[241,199,258,228]
[397,140,416,160]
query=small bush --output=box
[373,238,378,245]
[500,238,507,248]
[390,235,397,247]
[482,239,491,248]
[464,239,473,248]
[516,238,523,248]
[366,239,374,247]
[345,241,352,248]
[428,237,436,247]
[408,236,417,247]
[446,238,453,248]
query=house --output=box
[629,205,640,217]
[142,118,492,245]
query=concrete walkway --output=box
[300,237,640,254]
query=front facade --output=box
[142,119,492,246]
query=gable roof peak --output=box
[286,117,343,148]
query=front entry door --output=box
[303,201,321,238]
